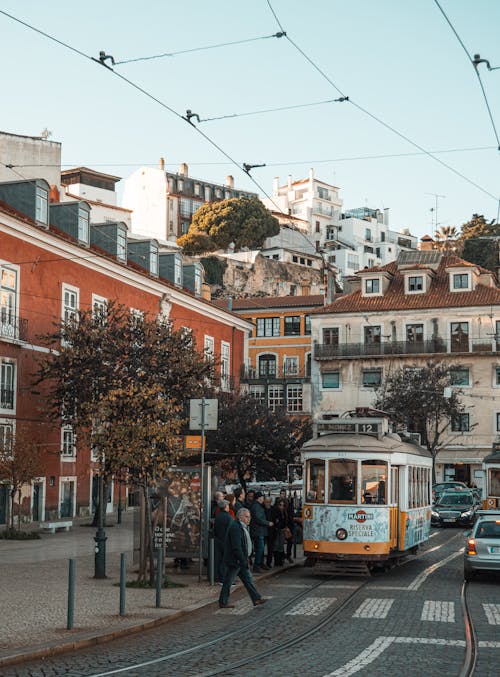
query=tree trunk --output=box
[9,487,15,530]
[17,488,21,530]
[143,483,156,587]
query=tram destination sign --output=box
[316,419,383,435]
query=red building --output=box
[0,178,250,524]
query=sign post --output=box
[190,398,218,582]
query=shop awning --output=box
[435,448,489,464]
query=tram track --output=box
[458,581,478,677]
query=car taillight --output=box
[467,538,477,555]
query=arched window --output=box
[259,354,277,377]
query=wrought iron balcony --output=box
[314,337,496,360]
[0,316,28,342]
[240,364,311,381]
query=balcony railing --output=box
[314,337,497,360]
[0,316,28,342]
[0,387,15,409]
[240,365,311,381]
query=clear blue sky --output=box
[1,0,499,238]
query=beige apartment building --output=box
[310,250,500,497]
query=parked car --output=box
[431,490,478,527]
[464,510,500,580]
[432,481,468,502]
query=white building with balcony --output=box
[310,250,500,496]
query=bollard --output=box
[156,547,163,608]
[67,558,75,630]
[208,536,215,586]
[119,553,126,616]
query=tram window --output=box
[307,460,325,502]
[329,460,357,503]
[361,460,387,504]
[391,467,399,504]
[489,469,500,497]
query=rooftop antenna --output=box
[425,192,446,229]
[40,128,52,140]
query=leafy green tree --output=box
[460,213,500,271]
[178,197,280,253]
[374,361,468,482]
[205,393,311,487]
[176,232,217,256]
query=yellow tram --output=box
[482,444,500,509]
[301,415,433,573]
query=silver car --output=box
[464,510,500,581]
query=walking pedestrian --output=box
[213,500,233,583]
[250,492,273,573]
[263,496,274,567]
[218,508,266,609]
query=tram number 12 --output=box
[358,423,378,433]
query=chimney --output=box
[309,167,314,182]
[287,174,292,191]
[159,157,165,171]
[178,163,188,177]
[273,176,279,196]
[227,296,233,311]
[383,208,389,226]
[225,175,234,189]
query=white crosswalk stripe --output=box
[483,603,500,625]
[285,596,336,616]
[353,598,394,619]
[421,600,455,623]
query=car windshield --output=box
[475,521,500,539]
[438,493,473,506]
[434,483,464,491]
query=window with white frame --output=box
[35,185,48,224]
[365,278,380,294]
[452,273,470,290]
[256,317,280,337]
[0,264,18,337]
[406,323,424,343]
[248,385,266,405]
[62,285,79,325]
[495,366,500,386]
[221,341,230,390]
[61,426,76,458]
[116,227,127,262]
[0,360,15,411]
[0,418,14,453]
[322,371,340,389]
[92,295,107,321]
[496,413,500,432]
[287,384,303,412]
[450,367,470,386]
[362,368,382,388]
[150,244,159,276]
[204,335,214,360]
[407,275,424,293]
[78,208,89,243]
[174,257,182,285]
[284,356,299,376]
[323,327,339,345]
[451,413,470,432]
[268,385,284,411]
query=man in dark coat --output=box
[218,508,265,609]
[233,486,246,514]
[250,492,273,573]
[213,500,233,583]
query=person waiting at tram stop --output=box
[250,492,273,573]
[218,508,266,609]
[213,500,233,583]
[233,486,246,514]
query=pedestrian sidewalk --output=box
[0,511,301,668]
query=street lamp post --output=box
[94,471,107,578]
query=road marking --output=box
[353,598,394,619]
[479,641,500,647]
[421,600,455,622]
[270,583,358,589]
[323,636,466,676]
[370,549,462,591]
[429,531,440,538]
[285,596,336,616]
[483,603,500,625]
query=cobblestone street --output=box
[5,528,499,677]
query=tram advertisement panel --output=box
[403,507,431,548]
[304,505,389,542]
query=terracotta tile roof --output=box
[315,255,500,314]
[212,294,326,311]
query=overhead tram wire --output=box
[433,0,500,152]
[115,32,286,65]
[265,0,499,204]
[199,96,348,122]
[0,10,290,220]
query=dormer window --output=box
[407,275,424,293]
[453,273,470,290]
[35,186,48,224]
[116,227,127,263]
[365,278,380,294]
[77,208,89,244]
[150,244,159,277]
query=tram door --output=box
[390,466,399,549]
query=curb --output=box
[0,561,301,669]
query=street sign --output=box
[189,398,218,430]
[185,435,204,450]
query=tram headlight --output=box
[336,528,348,541]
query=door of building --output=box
[32,482,43,521]
[60,480,74,518]
[0,485,8,524]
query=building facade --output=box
[310,250,500,496]
[0,178,251,525]
[122,162,258,241]
[216,295,326,417]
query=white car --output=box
[464,510,500,581]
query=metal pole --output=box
[119,553,126,616]
[117,478,122,525]
[94,472,107,578]
[198,397,206,583]
[162,496,167,581]
[208,535,215,586]
[156,547,163,608]
[67,558,75,630]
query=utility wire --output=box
[200,96,348,122]
[0,10,288,218]
[265,0,499,203]
[433,0,500,151]
[115,32,286,65]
